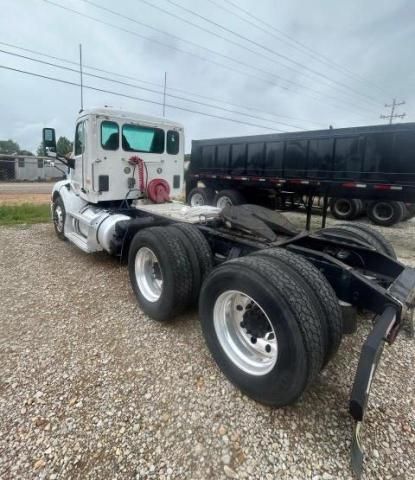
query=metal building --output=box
[0,155,65,181]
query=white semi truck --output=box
[44,107,415,478]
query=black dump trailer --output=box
[186,122,415,226]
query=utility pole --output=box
[162,72,167,117]
[79,44,84,111]
[380,98,406,124]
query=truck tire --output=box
[367,200,405,226]
[199,256,325,406]
[128,227,193,321]
[171,223,213,281]
[52,195,66,240]
[338,222,397,259]
[187,187,214,206]
[355,199,365,216]
[214,189,246,209]
[166,226,201,305]
[251,248,343,366]
[405,203,415,219]
[329,198,361,220]
[319,224,397,258]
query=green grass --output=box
[0,203,51,225]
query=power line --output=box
[0,64,285,132]
[0,48,305,129]
[380,99,406,125]
[129,0,378,109]
[0,40,328,127]
[43,0,374,116]
[220,0,390,97]
[161,0,381,107]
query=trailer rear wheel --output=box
[367,200,405,226]
[187,187,214,206]
[214,189,246,209]
[199,256,325,406]
[52,196,66,240]
[338,223,397,259]
[251,248,343,366]
[128,227,193,321]
[329,198,361,220]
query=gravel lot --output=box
[0,214,414,479]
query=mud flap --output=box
[351,422,364,478]
[349,306,398,478]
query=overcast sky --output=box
[0,0,414,153]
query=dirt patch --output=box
[0,193,51,205]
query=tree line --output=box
[0,137,73,157]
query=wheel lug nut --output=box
[250,337,257,344]
[236,305,243,311]
[265,344,271,353]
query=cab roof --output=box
[77,107,184,129]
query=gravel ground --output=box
[0,215,414,480]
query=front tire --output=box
[52,196,66,240]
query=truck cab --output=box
[60,107,184,204]
[44,107,185,253]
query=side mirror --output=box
[42,128,56,155]
[67,158,75,169]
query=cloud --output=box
[0,0,413,153]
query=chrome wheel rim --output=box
[190,192,205,206]
[373,202,393,221]
[217,196,233,209]
[135,247,163,302]
[213,290,278,376]
[54,204,64,232]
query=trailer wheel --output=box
[405,203,415,219]
[214,189,246,209]
[171,223,213,281]
[355,199,365,216]
[52,196,66,240]
[199,256,325,406]
[367,200,405,226]
[128,227,193,321]
[251,248,343,366]
[329,198,360,220]
[337,223,397,259]
[187,187,214,206]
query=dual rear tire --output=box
[330,198,364,221]
[318,222,397,259]
[367,200,405,226]
[129,227,342,407]
[128,224,213,321]
[187,187,245,209]
[330,198,407,226]
[199,253,342,406]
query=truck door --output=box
[72,120,87,194]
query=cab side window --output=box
[167,130,179,155]
[101,121,119,150]
[75,122,85,155]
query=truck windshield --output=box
[122,124,165,154]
